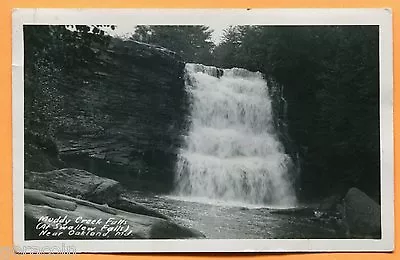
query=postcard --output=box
[12,8,394,253]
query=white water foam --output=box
[163,195,296,210]
[174,63,296,207]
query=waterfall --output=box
[174,63,296,207]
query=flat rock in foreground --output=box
[25,189,205,240]
[24,168,123,205]
[24,168,169,220]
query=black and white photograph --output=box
[12,9,393,252]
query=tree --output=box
[213,25,380,201]
[212,26,246,68]
[131,25,215,64]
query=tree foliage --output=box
[213,25,380,200]
[131,25,215,64]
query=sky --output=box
[106,24,228,44]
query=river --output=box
[126,191,345,239]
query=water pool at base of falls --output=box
[126,191,345,239]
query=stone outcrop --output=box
[112,196,169,220]
[25,27,189,193]
[24,169,169,220]
[269,187,382,239]
[55,39,187,193]
[342,187,381,238]
[25,168,123,205]
[25,189,205,240]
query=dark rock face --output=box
[343,187,381,238]
[268,78,301,195]
[56,40,187,192]
[25,26,188,192]
[25,189,205,240]
[24,131,65,172]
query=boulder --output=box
[24,168,123,205]
[343,187,381,238]
[24,189,205,240]
[24,169,173,220]
[110,196,169,220]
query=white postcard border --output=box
[12,8,394,253]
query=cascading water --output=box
[174,63,296,207]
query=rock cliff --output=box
[25,26,189,192]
